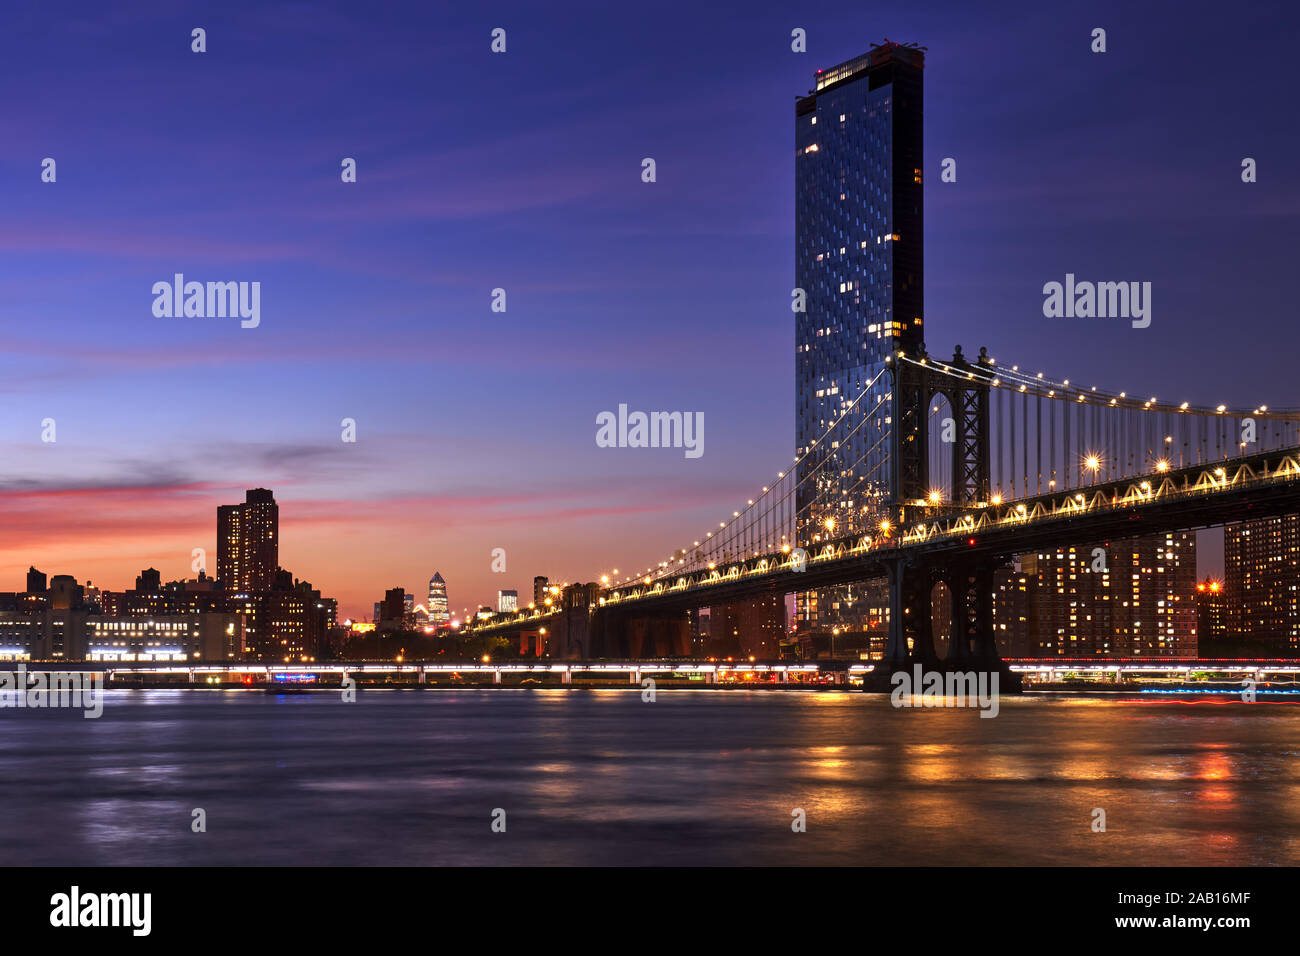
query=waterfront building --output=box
[1010,534,1197,656]
[85,613,245,662]
[1225,516,1300,654]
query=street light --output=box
[1084,454,1101,485]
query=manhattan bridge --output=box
[470,342,1300,679]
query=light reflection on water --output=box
[1,689,1297,865]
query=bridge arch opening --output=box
[926,390,955,506]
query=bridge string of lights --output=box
[605,351,1300,590]
[903,353,1300,501]
[476,445,1300,628]
[475,455,1300,632]
[455,349,1300,627]
[610,365,896,588]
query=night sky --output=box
[2,0,1296,619]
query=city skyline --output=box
[4,1,1300,620]
[9,0,1300,900]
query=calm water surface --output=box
[2,689,1297,865]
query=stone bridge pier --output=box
[536,583,693,659]
[867,553,1021,693]
[590,607,691,658]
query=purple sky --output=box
[1,0,1296,617]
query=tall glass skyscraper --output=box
[794,41,925,631]
[427,572,449,624]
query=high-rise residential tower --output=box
[794,41,925,630]
[427,572,449,624]
[217,488,279,593]
[1225,516,1300,654]
[1019,533,1197,657]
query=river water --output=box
[2,688,1296,866]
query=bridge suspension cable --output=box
[897,353,1300,501]
[614,365,894,586]
[609,350,1300,588]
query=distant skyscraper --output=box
[379,587,406,631]
[427,572,449,624]
[217,488,279,593]
[1225,516,1300,654]
[498,589,518,613]
[794,42,925,630]
[533,576,549,607]
[26,567,46,593]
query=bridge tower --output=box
[876,344,1017,686]
[891,344,993,515]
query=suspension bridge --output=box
[468,343,1300,683]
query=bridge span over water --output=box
[466,347,1300,681]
